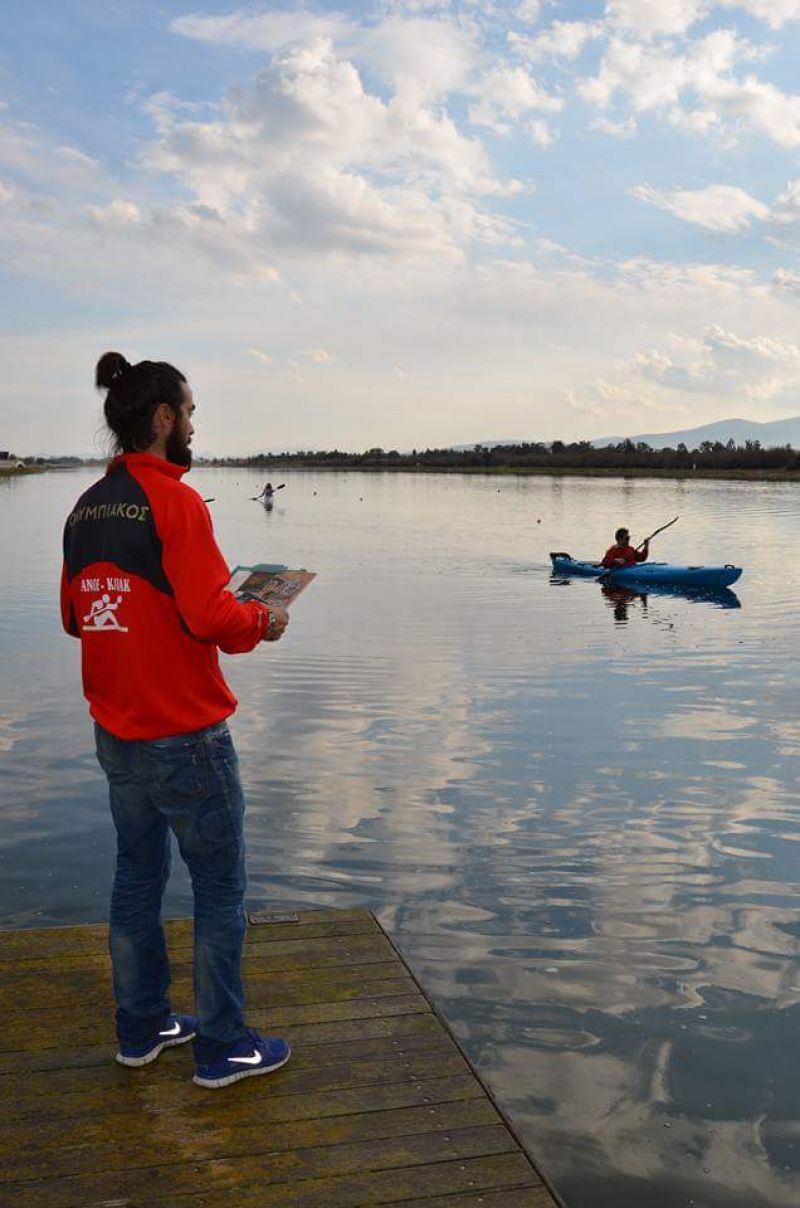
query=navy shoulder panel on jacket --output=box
[62,463,172,594]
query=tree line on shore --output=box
[205,438,800,473]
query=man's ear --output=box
[153,402,175,436]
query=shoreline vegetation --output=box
[7,440,800,482]
[200,439,800,481]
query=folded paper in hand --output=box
[227,563,315,610]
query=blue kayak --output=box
[550,553,742,589]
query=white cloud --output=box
[771,179,800,228]
[0,116,102,194]
[592,114,638,137]
[717,0,800,30]
[516,0,543,24]
[580,28,800,148]
[528,117,557,146]
[632,178,800,245]
[774,267,800,293]
[563,376,680,420]
[469,64,562,136]
[706,323,800,371]
[510,21,603,63]
[702,71,800,148]
[358,15,476,102]
[4,2,800,456]
[85,198,144,228]
[137,36,518,262]
[604,0,708,38]
[386,0,454,11]
[173,9,476,105]
[628,324,800,401]
[617,256,757,295]
[170,10,356,54]
[632,183,770,231]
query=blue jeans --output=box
[95,720,248,1063]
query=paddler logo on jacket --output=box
[83,594,129,633]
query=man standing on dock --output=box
[60,351,292,1089]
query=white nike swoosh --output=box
[229,1051,263,1065]
[159,1021,182,1037]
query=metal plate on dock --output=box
[248,909,299,925]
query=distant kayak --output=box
[550,553,742,589]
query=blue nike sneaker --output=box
[193,1029,291,1089]
[116,1014,198,1067]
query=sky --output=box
[1,0,799,456]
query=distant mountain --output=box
[451,440,527,450]
[591,416,800,450]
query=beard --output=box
[166,424,192,468]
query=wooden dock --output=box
[0,908,561,1207]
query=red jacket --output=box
[61,453,269,740]
[601,543,647,569]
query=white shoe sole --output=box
[116,1032,195,1067]
[193,1047,291,1088]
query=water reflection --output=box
[1,468,799,1208]
[551,575,741,625]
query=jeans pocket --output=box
[95,724,127,780]
[155,747,211,805]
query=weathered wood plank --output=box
[0,991,432,1059]
[0,1024,461,1109]
[138,1154,543,1208]
[0,910,377,963]
[1,1098,502,1183]
[0,1006,441,1075]
[0,1125,518,1207]
[0,932,396,982]
[0,1049,471,1124]
[0,910,560,1206]
[399,1188,557,1208]
[0,926,388,975]
[0,1074,484,1163]
[4,957,410,1012]
[1,976,420,1050]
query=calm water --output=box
[2,467,799,1207]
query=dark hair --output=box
[95,352,187,453]
[615,527,630,543]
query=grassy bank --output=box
[449,465,800,482]
[226,462,800,483]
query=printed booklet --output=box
[227,563,315,610]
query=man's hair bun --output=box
[94,349,187,454]
[95,352,132,390]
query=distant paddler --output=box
[252,482,286,502]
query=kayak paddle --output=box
[636,515,679,552]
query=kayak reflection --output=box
[550,574,741,624]
[602,581,741,623]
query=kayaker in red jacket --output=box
[601,527,649,569]
[61,350,292,1090]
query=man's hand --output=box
[263,606,289,642]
